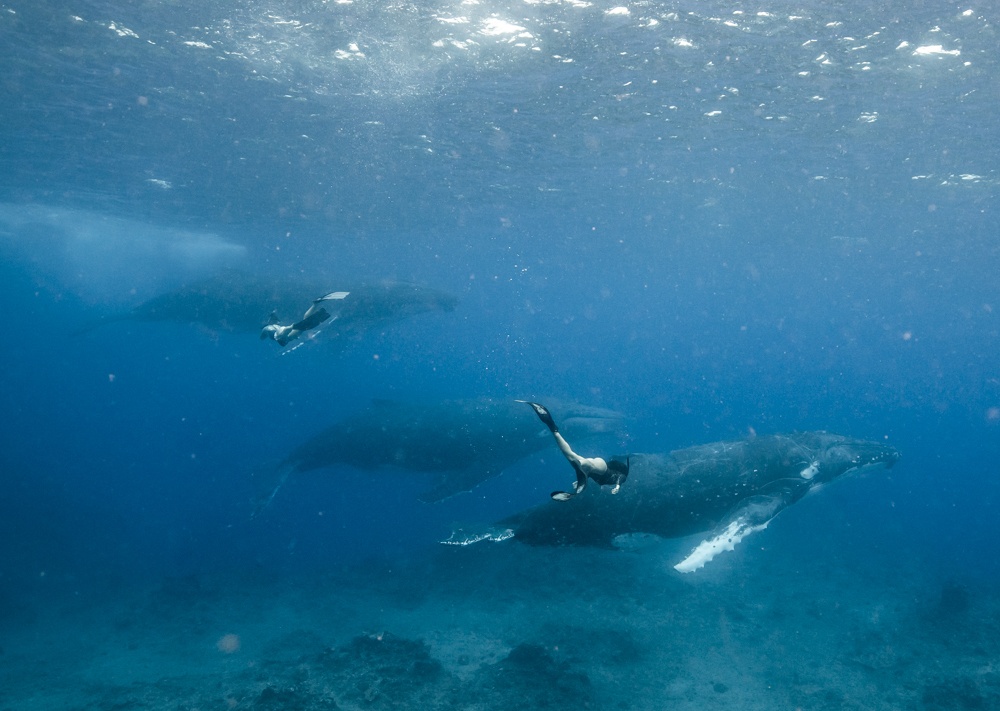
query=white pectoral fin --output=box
[673,494,788,573]
[673,518,770,573]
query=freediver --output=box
[518,400,629,501]
[260,291,350,347]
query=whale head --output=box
[807,434,901,485]
[543,401,626,438]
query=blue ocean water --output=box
[1,0,999,708]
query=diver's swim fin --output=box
[517,400,559,433]
[315,291,349,303]
[293,307,331,332]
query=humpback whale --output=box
[444,431,900,572]
[75,270,458,339]
[255,398,625,511]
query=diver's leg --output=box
[519,401,595,500]
[292,307,331,333]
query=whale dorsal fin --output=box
[419,467,499,503]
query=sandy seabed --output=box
[1,536,996,711]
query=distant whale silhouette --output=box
[444,431,900,572]
[75,270,458,339]
[254,398,625,512]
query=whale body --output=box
[77,270,458,338]
[447,431,900,571]
[268,398,626,504]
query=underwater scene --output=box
[1,0,999,709]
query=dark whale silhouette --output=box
[254,398,625,512]
[444,431,900,572]
[75,270,458,339]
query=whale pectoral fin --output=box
[419,467,498,503]
[249,462,295,520]
[673,494,788,573]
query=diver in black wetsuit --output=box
[260,291,349,347]
[518,400,629,501]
